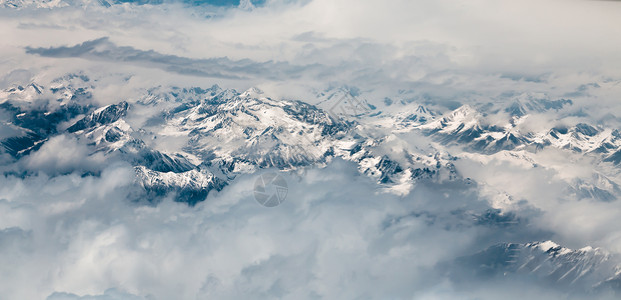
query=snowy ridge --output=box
[417,104,529,152]
[405,103,621,164]
[504,95,573,117]
[134,166,227,205]
[0,78,93,158]
[0,0,69,9]
[0,83,44,104]
[392,105,438,130]
[3,77,619,205]
[155,86,458,195]
[67,101,129,133]
[454,240,620,293]
[2,78,460,203]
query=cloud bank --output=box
[0,159,574,299]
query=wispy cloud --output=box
[26,37,273,80]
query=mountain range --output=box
[2,73,621,295]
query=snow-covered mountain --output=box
[395,99,621,161]
[503,94,573,118]
[0,0,68,9]
[3,75,619,205]
[452,240,621,294]
[2,73,621,297]
[384,101,621,202]
[1,77,461,203]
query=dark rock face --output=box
[1,131,44,157]
[575,123,599,137]
[0,101,91,158]
[67,101,129,132]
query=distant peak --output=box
[506,100,527,117]
[531,240,561,252]
[238,0,254,10]
[449,105,479,119]
[240,87,264,98]
[415,105,430,115]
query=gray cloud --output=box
[47,289,148,300]
[25,37,311,80]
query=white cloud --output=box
[0,159,560,299]
[23,134,105,175]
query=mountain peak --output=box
[415,105,432,115]
[450,104,478,118]
[238,0,254,10]
[67,101,129,133]
[240,87,264,98]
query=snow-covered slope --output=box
[1,78,461,203]
[453,241,621,293]
[3,77,619,207]
[0,0,69,9]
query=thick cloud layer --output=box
[0,160,576,299]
